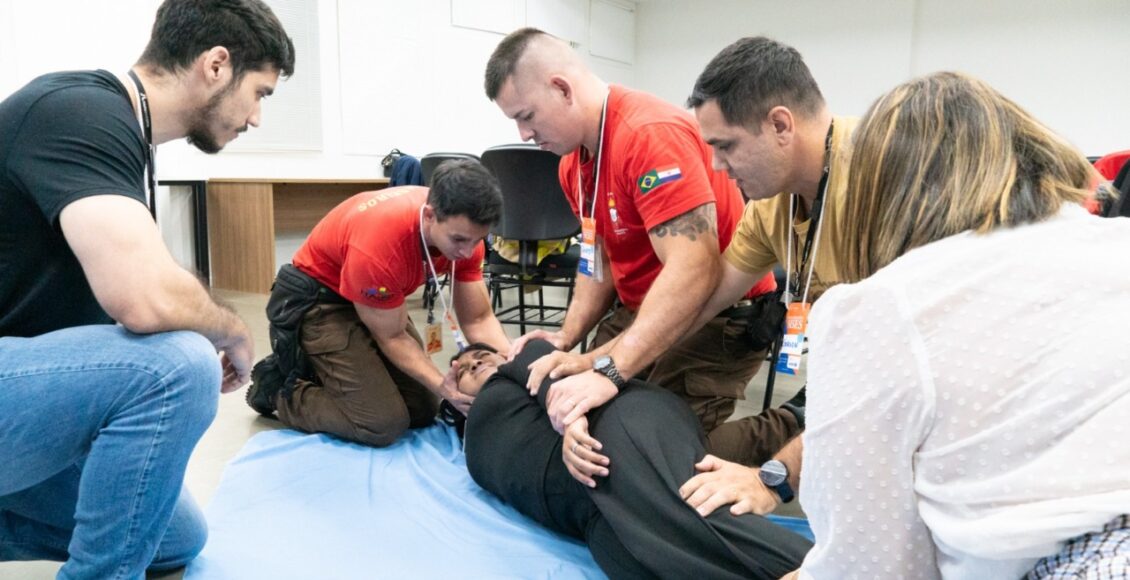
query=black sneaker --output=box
[246,354,284,417]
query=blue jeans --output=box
[0,325,220,579]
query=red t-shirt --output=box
[1094,150,1130,180]
[292,187,485,309]
[560,85,775,310]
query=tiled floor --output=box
[0,285,806,578]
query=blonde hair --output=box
[840,72,1094,282]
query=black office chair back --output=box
[420,152,481,186]
[480,144,580,241]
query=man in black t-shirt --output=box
[0,1,293,576]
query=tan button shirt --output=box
[723,116,858,302]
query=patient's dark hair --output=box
[448,342,498,365]
[442,342,498,438]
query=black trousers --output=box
[464,341,811,579]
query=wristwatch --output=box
[592,355,626,390]
[758,459,795,503]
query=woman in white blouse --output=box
[798,72,1130,579]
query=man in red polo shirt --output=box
[485,29,802,485]
[246,160,511,447]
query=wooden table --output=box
[207,178,390,293]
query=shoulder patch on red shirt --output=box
[638,165,682,194]
[360,286,393,302]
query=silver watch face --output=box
[594,356,612,372]
[760,460,788,487]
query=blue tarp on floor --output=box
[186,423,813,579]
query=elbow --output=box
[688,254,722,292]
[106,297,171,334]
[704,259,723,287]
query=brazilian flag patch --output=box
[638,165,683,194]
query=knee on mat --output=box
[353,411,411,447]
[148,504,208,571]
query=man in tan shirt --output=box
[678,36,857,521]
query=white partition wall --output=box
[634,0,1129,156]
[0,0,637,181]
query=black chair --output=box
[480,144,581,336]
[420,152,480,186]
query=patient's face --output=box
[455,349,506,396]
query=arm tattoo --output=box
[649,204,718,241]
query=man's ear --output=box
[422,204,437,224]
[766,106,796,146]
[548,75,573,104]
[199,46,233,88]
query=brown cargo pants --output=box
[275,303,437,447]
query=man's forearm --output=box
[689,260,766,337]
[124,268,249,349]
[376,332,445,394]
[774,436,803,492]
[558,271,617,351]
[608,255,717,378]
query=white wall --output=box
[634,0,1130,156]
[0,0,636,181]
[6,1,1121,171]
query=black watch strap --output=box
[770,479,794,504]
[593,355,626,389]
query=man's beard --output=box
[185,82,244,154]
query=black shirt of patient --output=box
[464,340,571,528]
[462,340,813,580]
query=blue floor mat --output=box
[185,424,603,579]
[766,514,814,542]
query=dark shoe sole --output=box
[246,356,283,417]
[245,380,277,417]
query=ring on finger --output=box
[571,443,580,454]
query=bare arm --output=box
[452,279,510,353]
[557,245,617,351]
[680,436,803,517]
[510,246,616,356]
[355,301,472,412]
[777,436,803,492]
[60,195,252,391]
[690,259,769,333]
[541,203,722,430]
[606,203,721,377]
[526,205,721,390]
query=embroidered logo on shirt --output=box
[361,286,391,301]
[637,165,682,194]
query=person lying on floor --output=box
[442,340,811,580]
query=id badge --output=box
[578,217,603,281]
[775,302,810,375]
[445,311,467,351]
[425,322,443,355]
